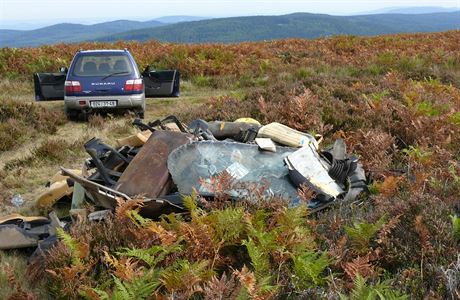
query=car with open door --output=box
[34,49,180,120]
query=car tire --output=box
[136,109,145,119]
[65,107,78,121]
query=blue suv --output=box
[34,49,180,119]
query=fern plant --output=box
[56,227,83,266]
[117,242,183,268]
[207,206,246,245]
[161,259,214,294]
[339,275,408,300]
[88,270,161,300]
[291,251,332,289]
[345,215,386,254]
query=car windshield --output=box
[72,53,134,77]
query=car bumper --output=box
[64,94,145,110]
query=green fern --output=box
[117,242,183,268]
[345,215,386,254]
[183,191,204,221]
[243,217,279,279]
[127,209,151,228]
[56,227,82,266]
[242,237,271,278]
[291,251,331,289]
[451,215,460,242]
[208,207,246,244]
[87,270,161,300]
[339,275,408,300]
[161,259,213,292]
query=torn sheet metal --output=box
[61,167,131,209]
[114,131,194,199]
[168,141,298,201]
[257,122,318,149]
[285,143,344,198]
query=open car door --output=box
[34,72,66,101]
[142,67,180,98]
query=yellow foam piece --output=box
[234,117,261,125]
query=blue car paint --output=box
[65,50,143,98]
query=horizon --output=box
[1,0,459,30]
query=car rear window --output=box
[72,54,134,77]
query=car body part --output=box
[0,225,43,249]
[168,141,298,202]
[114,131,194,199]
[207,121,261,143]
[62,167,131,209]
[84,137,132,186]
[142,67,180,98]
[285,143,345,199]
[189,119,217,141]
[0,212,63,250]
[257,122,318,149]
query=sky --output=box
[1,0,459,29]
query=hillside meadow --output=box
[0,31,459,299]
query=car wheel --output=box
[64,107,78,121]
[136,109,145,119]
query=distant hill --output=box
[1,11,459,47]
[96,12,460,44]
[0,20,165,47]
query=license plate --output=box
[90,100,117,108]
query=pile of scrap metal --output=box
[0,115,367,251]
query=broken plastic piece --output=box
[11,194,24,207]
[257,122,318,149]
[88,210,111,222]
[255,138,277,152]
[116,130,152,147]
[285,144,344,198]
[36,180,73,208]
[0,225,41,249]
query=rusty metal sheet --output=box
[114,131,194,199]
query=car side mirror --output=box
[59,67,68,73]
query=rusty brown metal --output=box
[114,131,194,199]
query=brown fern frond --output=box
[234,266,257,297]
[377,214,401,246]
[179,222,216,261]
[415,215,434,255]
[148,223,178,246]
[202,273,239,300]
[115,197,144,221]
[343,255,376,280]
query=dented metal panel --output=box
[114,131,194,199]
